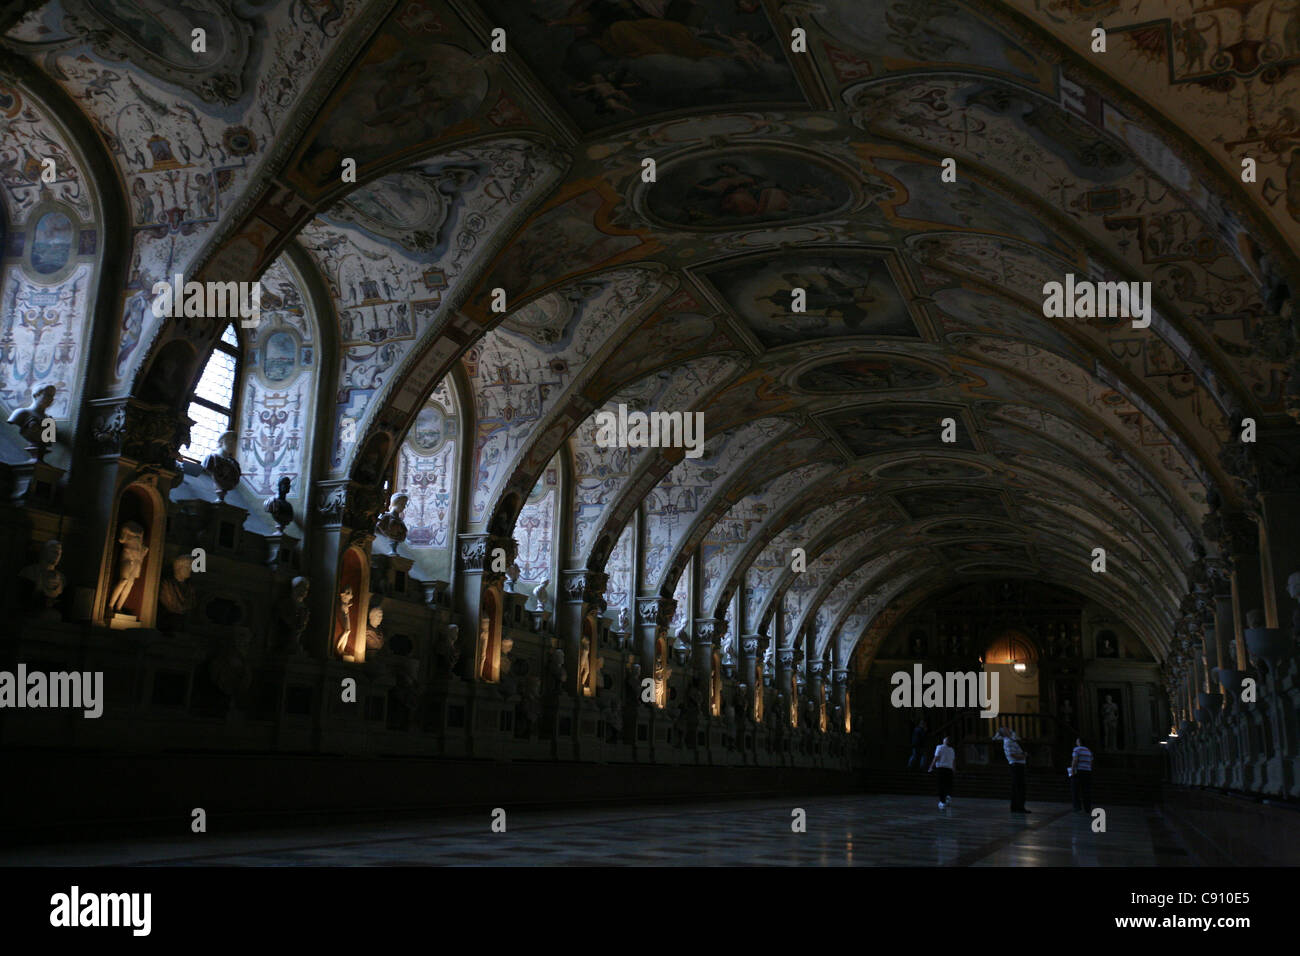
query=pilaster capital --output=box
[316,479,388,539]
[561,569,608,605]
[636,596,676,629]
[694,617,727,645]
[457,533,518,577]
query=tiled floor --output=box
[1,796,1197,866]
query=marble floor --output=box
[1,795,1198,867]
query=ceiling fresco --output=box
[10,0,1298,669]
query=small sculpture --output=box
[1102,693,1120,751]
[374,492,409,555]
[277,576,311,651]
[263,475,295,532]
[436,624,461,675]
[158,554,197,619]
[505,562,521,592]
[202,431,242,502]
[334,586,355,659]
[626,659,644,706]
[519,676,542,732]
[618,606,631,633]
[601,693,623,738]
[499,635,517,697]
[7,384,57,460]
[548,646,567,692]
[530,578,550,612]
[366,604,385,651]
[109,520,148,614]
[19,539,65,613]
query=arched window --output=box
[179,324,240,461]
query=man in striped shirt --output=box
[993,727,1030,813]
[1071,737,1094,812]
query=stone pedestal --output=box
[9,458,64,508]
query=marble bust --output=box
[375,492,409,554]
[264,474,294,532]
[158,554,197,617]
[366,604,385,651]
[19,539,65,613]
[202,430,242,502]
[277,576,311,651]
[7,384,57,460]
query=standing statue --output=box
[530,579,550,612]
[19,539,65,613]
[7,384,57,460]
[277,576,311,651]
[334,586,355,659]
[158,554,197,624]
[366,604,385,651]
[476,615,491,679]
[1101,693,1120,751]
[578,635,592,695]
[263,475,295,532]
[202,431,242,502]
[618,606,631,633]
[109,520,148,614]
[374,493,409,554]
[505,562,521,593]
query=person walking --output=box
[1071,737,1094,812]
[906,719,928,771]
[993,726,1030,813]
[929,735,956,809]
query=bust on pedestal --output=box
[374,493,409,555]
[202,431,242,503]
[7,385,57,461]
[264,475,295,531]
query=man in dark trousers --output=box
[1071,736,1094,812]
[906,719,928,770]
[994,726,1030,813]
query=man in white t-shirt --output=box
[993,726,1030,813]
[929,735,957,809]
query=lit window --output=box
[179,324,240,462]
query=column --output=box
[454,532,517,677]
[559,569,608,697]
[636,596,676,707]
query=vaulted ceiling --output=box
[5,0,1297,668]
